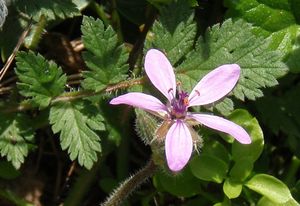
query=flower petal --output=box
[110,92,167,114]
[145,49,176,102]
[165,120,193,172]
[188,64,240,107]
[189,114,251,144]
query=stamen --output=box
[168,88,175,99]
[168,88,173,93]
[189,89,200,102]
[183,97,189,106]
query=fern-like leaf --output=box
[81,16,129,92]
[177,19,288,101]
[0,113,34,169]
[15,51,67,108]
[49,100,105,169]
[146,0,197,64]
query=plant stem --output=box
[2,77,144,113]
[100,159,158,206]
[284,156,300,186]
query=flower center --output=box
[170,90,189,119]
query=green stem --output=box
[110,0,123,42]
[284,156,300,186]
[28,15,47,50]
[91,2,110,26]
[100,159,158,206]
[2,77,144,113]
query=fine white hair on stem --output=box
[100,160,157,206]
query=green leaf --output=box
[246,174,292,204]
[214,98,234,116]
[224,0,300,73]
[255,84,300,158]
[230,109,264,163]
[153,167,201,197]
[228,160,253,182]
[190,154,228,183]
[258,196,300,206]
[0,113,34,169]
[0,0,80,60]
[146,0,197,64]
[15,51,67,108]
[177,19,288,101]
[16,0,80,21]
[49,100,104,169]
[223,178,243,199]
[81,16,129,92]
[201,139,230,165]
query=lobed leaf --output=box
[145,0,197,64]
[15,51,67,108]
[177,19,288,101]
[49,100,105,169]
[224,0,300,73]
[0,113,34,169]
[81,16,129,92]
[16,0,80,21]
[0,0,80,60]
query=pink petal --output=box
[189,114,251,144]
[145,49,176,102]
[110,92,167,114]
[188,64,240,107]
[165,120,193,172]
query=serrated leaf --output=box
[15,51,67,108]
[214,97,234,116]
[246,174,292,204]
[81,16,129,92]
[177,19,288,102]
[145,0,197,64]
[255,84,300,158]
[0,113,34,169]
[49,100,104,169]
[225,0,300,73]
[16,0,80,21]
[1,0,80,60]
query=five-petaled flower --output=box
[110,49,251,172]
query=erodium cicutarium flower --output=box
[110,49,251,172]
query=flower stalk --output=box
[100,159,158,206]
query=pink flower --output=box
[110,49,251,172]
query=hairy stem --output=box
[100,159,158,206]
